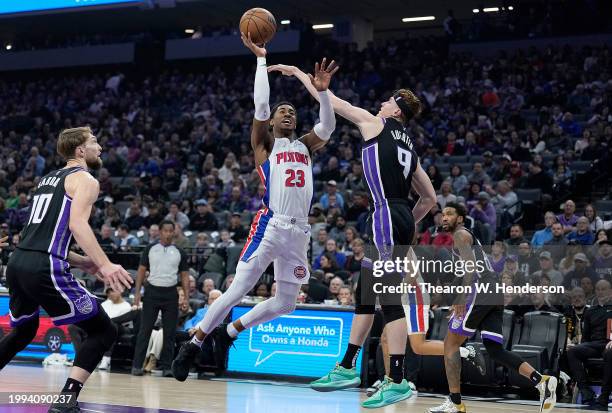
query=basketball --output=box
[239,8,277,45]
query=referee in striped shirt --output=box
[132,220,189,376]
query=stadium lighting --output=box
[472,8,480,13]
[508,6,514,10]
[184,29,195,34]
[402,16,436,22]
[5,44,12,50]
[483,7,500,12]
[312,23,334,30]
[281,20,290,25]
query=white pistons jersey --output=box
[256,137,313,219]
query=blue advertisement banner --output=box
[0,294,75,360]
[0,0,140,15]
[228,305,361,378]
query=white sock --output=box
[190,334,204,348]
[227,323,239,338]
[459,347,469,358]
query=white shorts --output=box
[239,208,311,285]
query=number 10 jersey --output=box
[256,137,314,219]
[18,166,85,259]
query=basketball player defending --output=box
[170,33,338,381]
[428,203,556,413]
[0,127,133,413]
[268,63,485,408]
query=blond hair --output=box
[57,127,92,160]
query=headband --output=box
[393,91,415,121]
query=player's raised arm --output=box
[268,62,381,139]
[410,161,437,224]
[241,31,273,165]
[300,59,338,152]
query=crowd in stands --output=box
[0,24,611,398]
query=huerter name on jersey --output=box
[391,130,414,149]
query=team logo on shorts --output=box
[294,266,307,279]
[75,295,93,314]
[451,317,462,329]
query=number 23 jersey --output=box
[257,137,313,219]
[18,166,85,259]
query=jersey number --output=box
[28,194,53,225]
[397,147,413,179]
[285,169,305,187]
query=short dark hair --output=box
[445,202,467,219]
[159,220,175,230]
[271,101,297,117]
[118,224,129,232]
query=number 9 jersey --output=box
[18,166,85,260]
[257,137,313,219]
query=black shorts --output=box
[6,249,99,327]
[448,279,504,344]
[356,199,415,308]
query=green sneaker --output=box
[310,363,361,392]
[361,376,413,409]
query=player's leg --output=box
[479,309,557,413]
[234,280,300,330]
[0,251,41,369]
[172,253,270,381]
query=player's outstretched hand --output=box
[267,64,298,77]
[0,236,8,250]
[99,263,133,293]
[240,31,266,57]
[308,58,339,92]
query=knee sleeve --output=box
[483,338,523,371]
[381,305,405,324]
[240,281,300,330]
[73,310,117,373]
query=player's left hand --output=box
[308,58,339,92]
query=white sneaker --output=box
[536,375,558,413]
[98,356,111,370]
[427,397,467,413]
[366,380,383,397]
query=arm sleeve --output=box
[178,248,189,272]
[313,91,335,141]
[254,57,270,121]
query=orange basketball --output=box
[239,8,277,45]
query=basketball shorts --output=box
[239,208,311,285]
[6,249,99,327]
[357,199,425,326]
[448,277,504,344]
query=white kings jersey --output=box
[256,137,313,219]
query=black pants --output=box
[68,310,138,357]
[132,285,178,370]
[567,341,612,393]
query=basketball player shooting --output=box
[0,127,133,413]
[171,32,338,382]
[428,203,556,413]
[268,63,485,408]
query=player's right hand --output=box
[240,31,266,57]
[99,263,133,293]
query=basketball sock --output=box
[227,323,239,338]
[530,371,543,386]
[450,392,462,405]
[389,354,404,384]
[459,347,469,358]
[340,343,361,369]
[62,378,83,400]
[190,335,204,348]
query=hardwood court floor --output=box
[0,364,595,413]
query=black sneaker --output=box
[580,387,596,404]
[162,369,174,378]
[464,344,486,376]
[213,324,237,370]
[48,400,80,412]
[171,342,200,382]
